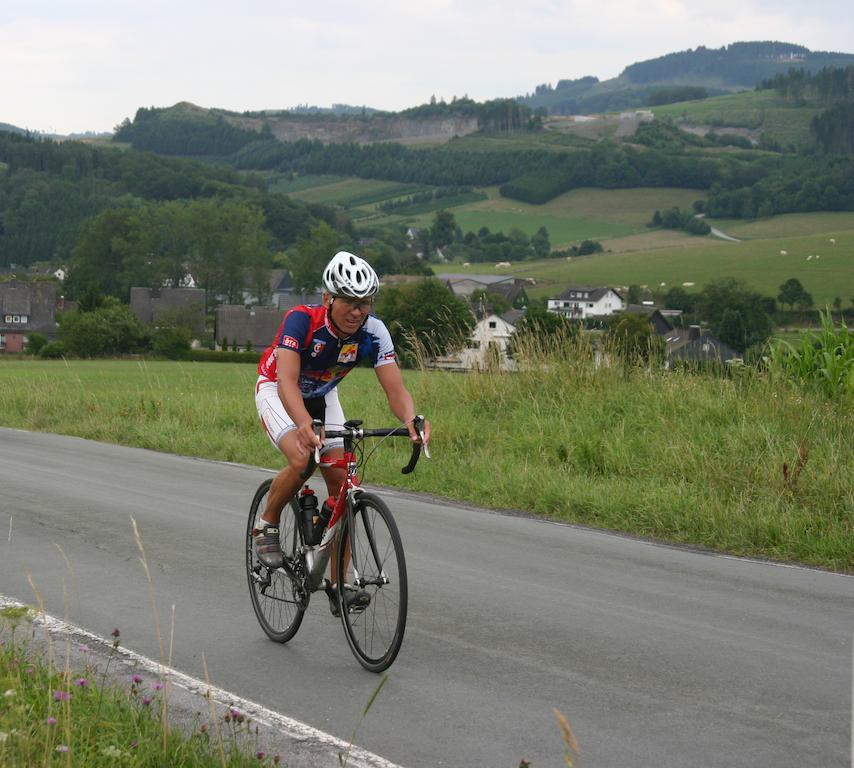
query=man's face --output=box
[325,293,373,336]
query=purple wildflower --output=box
[53,690,71,701]
[25,666,35,675]
[142,696,152,706]
[131,674,143,684]
[256,751,265,760]
[56,745,69,752]
[111,628,120,638]
[47,717,57,725]
[153,682,163,691]
[74,678,88,688]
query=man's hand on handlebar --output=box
[296,421,322,456]
[407,415,431,460]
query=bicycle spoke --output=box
[246,482,305,643]
[338,493,407,672]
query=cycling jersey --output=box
[257,304,397,398]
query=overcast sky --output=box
[2,0,852,135]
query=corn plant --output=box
[766,308,852,398]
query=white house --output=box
[548,285,624,319]
[431,309,522,372]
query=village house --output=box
[440,274,531,307]
[621,304,678,335]
[548,285,624,319]
[664,325,741,366]
[129,287,207,335]
[214,305,284,352]
[431,308,523,372]
[0,280,57,352]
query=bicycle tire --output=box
[336,492,408,672]
[246,479,306,643]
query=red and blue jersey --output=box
[257,305,397,398]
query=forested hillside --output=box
[105,66,854,218]
[519,41,854,115]
[0,131,333,289]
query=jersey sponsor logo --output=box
[380,351,396,362]
[337,343,358,364]
[281,335,300,351]
[311,339,326,357]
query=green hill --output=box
[519,41,854,115]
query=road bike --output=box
[246,416,428,672]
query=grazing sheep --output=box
[830,238,836,245]
[780,250,788,255]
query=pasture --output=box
[409,186,705,245]
[650,90,822,147]
[472,229,853,306]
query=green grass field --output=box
[0,358,850,570]
[265,173,348,195]
[265,173,853,305]
[501,230,853,306]
[650,90,823,147]
[279,177,429,206]
[408,186,705,245]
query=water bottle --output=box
[298,487,319,544]
[311,498,334,544]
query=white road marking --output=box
[0,595,404,768]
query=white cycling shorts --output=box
[255,376,345,453]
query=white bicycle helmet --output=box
[322,251,379,299]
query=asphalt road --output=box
[1,428,851,767]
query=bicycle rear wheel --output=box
[336,492,408,672]
[246,479,306,643]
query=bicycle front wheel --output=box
[246,479,305,643]
[336,492,408,672]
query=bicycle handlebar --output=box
[308,415,429,475]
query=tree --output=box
[606,312,659,364]
[507,303,579,358]
[470,288,511,315]
[778,277,809,310]
[58,299,150,357]
[531,226,551,258]
[429,210,457,250]
[697,278,774,352]
[287,221,344,294]
[717,308,747,352]
[374,279,474,365]
[626,285,643,305]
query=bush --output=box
[25,332,48,355]
[58,301,150,357]
[152,326,193,359]
[38,341,66,358]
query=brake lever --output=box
[414,414,430,460]
[312,418,322,465]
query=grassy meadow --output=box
[650,90,823,146]
[260,173,854,307]
[0,356,850,572]
[408,186,705,246]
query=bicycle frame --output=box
[299,418,427,593]
[248,415,426,670]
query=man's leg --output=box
[260,431,312,527]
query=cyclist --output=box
[253,251,430,613]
